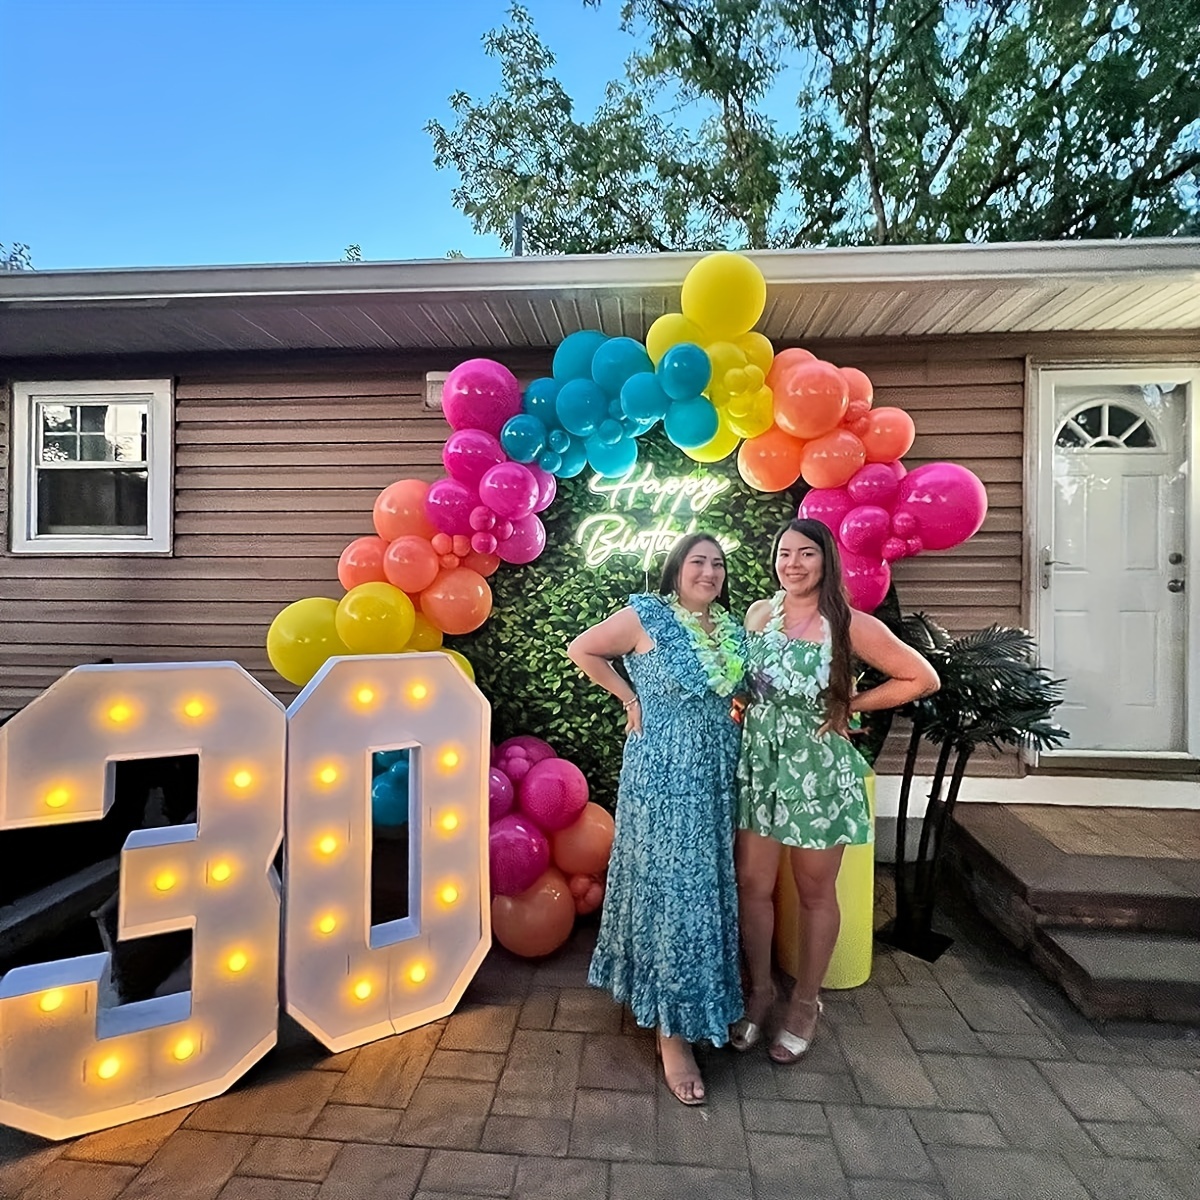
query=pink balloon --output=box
[498,735,557,764]
[503,756,532,783]
[489,814,551,896]
[839,505,892,557]
[442,358,523,436]
[472,531,499,555]
[799,486,855,532]
[528,465,558,513]
[425,478,477,537]
[479,462,540,521]
[497,513,546,565]
[518,758,589,832]
[489,767,515,822]
[891,511,919,537]
[882,536,907,562]
[494,519,514,543]
[886,459,908,481]
[443,429,507,488]
[846,463,901,510]
[841,552,891,612]
[895,463,988,551]
[469,505,497,532]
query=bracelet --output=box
[622,696,640,710]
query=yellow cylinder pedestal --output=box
[773,773,875,990]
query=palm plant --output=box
[875,615,1069,960]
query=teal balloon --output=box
[500,413,547,463]
[664,397,719,449]
[597,419,623,446]
[372,748,408,776]
[553,331,608,382]
[523,377,561,428]
[592,337,653,396]
[658,342,712,401]
[556,379,609,437]
[537,449,563,473]
[371,759,409,828]
[555,437,589,478]
[586,432,638,478]
[547,428,571,453]
[620,372,669,422]
[622,415,658,438]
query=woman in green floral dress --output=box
[733,518,939,1063]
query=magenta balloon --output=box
[798,486,855,533]
[896,463,988,551]
[518,758,589,832]
[887,459,908,481]
[502,756,532,783]
[424,478,477,537]
[443,429,507,488]
[839,505,892,557]
[846,463,901,510]
[529,465,558,513]
[881,536,908,563]
[479,462,540,520]
[497,513,546,565]
[489,767,515,822]
[489,814,550,896]
[841,552,891,612]
[442,358,523,436]
[498,734,557,764]
[891,511,919,538]
[469,504,497,532]
[472,531,499,555]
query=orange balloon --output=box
[451,534,472,558]
[770,358,849,439]
[463,549,500,577]
[737,426,806,492]
[404,612,444,651]
[769,347,816,374]
[860,406,916,463]
[801,428,866,489]
[550,802,615,876]
[383,535,439,594]
[491,868,576,957]
[374,479,437,542]
[568,872,605,916]
[841,366,874,422]
[420,567,493,635]
[337,536,389,590]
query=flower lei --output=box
[669,600,746,697]
[754,590,832,702]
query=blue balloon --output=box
[371,759,409,828]
[664,397,719,449]
[500,413,548,464]
[537,449,563,474]
[523,377,561,428]
[620,371,670,422]
[658,342,713,401]
[591,336,653,396]
[553,330,608,382]
[547,428,571,454]
[372,748,408,776]
[607,397,624,418]
[556,378,609,437]
[554,436,589,478]
[596,418,623,446]
[621,415,658,438]
[586,432,639,478]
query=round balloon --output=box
[374,478,437,542]
[441,648,475,681]
[478,462,539,521]
[841,552,892,612]
[839,505,892,558]
[619,372,670,423]
[645,312,705,364]
[267,597,348,687]
[800,429,866,490]
[496,512,547,565]
[420,567,493,635]
[799,485,856,533]
[664,397,719,450]
[860,407,916,463]
[497,734,557,764]
[337,535,389,590]
[657,342,712,401]
[553,330,608,382]
[489,767,515,822]
[425,478,477,537]
[680,252,767,339]
[491,868,577,957]
[550,802,615,876]
[518,757,589,831]
[737,426,806,492]
[556,378,609,438]
[585,431,638,478]
[383,535,440,594]
[499,413,548,465]
[371,760,410,830]
[846,462,902,510]
[403,612,444,651]
[489,814,551,897]
[335,582,416,654]
[443,428,507,487]
[591,336,653,395]
[895,463,988,550]
[568,873,606,916]
[770,358,850,440]
[441,358,522,437]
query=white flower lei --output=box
[755,591,831,702]
[669,600,746,697]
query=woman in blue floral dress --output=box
[568,533,746,1106]
[733,518,939,1064]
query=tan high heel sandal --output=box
[768,998,824,1065]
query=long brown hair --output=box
[658,532,732,610]
[773,518,853,729]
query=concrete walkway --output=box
[2,882,1197,1200]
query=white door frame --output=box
[1027,363,1200,762]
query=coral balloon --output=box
[737,426,806,492]
[383,535,440,594]
[770,358,850,440]
[550,802,615,876]
[799,486,856,533]
[839,505,892,558]
[496,513,546,565]
[420,567,493,635]
[645,312,705,364]
[841,552,892,613]
[403,612,444,651]
[568,873,606,916]
[800,428,866,490]
[374,478,437,542]
[443,428,507,487]
[518,757,589,832]
[491,868,576,957]
[846,463,902,510]
[266,597,348,687]
[489,767,515,822]
[335,582,416,654]
[425,478,477,537]
[442,358,523,436]
[337,535,389,590]
[489,815,551,897]
[463,549,501,577]
[895,463,988,550]
[860,407,916,463]
[841,366,874,422]
[680,252,767,339]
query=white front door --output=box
[1039,371,1194,754]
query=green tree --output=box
[427,1,1200,252]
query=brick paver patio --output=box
[2,881,1197,1200]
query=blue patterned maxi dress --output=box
[587,593,745,1045]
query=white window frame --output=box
[10,379,174,555]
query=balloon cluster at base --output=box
[487,735,614,957]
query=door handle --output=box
[1167,579,1185,594]
[1040,547,1066,590]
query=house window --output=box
[1054,400,1159,450]
[10,380,173,554]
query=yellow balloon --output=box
[737,331,775,376]
[267,597,348,687]
[680,252,767,340]
[726,386,776,439]
[335,582,416,654]
[645,312,704,364]
[682,417,740,463]
[404,612,444,652]
[440,649,475,682]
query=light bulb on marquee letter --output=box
[283,653,490,1054]
[0,663,285,1141]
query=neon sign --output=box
[574,464,738,569]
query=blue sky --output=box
[0,0,638,270]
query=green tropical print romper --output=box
[736,593,872,849]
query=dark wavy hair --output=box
[658,532,732,610]
[773,518,854,730]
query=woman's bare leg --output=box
[779,844,844,1040]
[735,829,784,1026]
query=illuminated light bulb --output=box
[409,683,429,701]
[439,812,459,833]
[317,835,339,857]
[210,862,232,884]
[317,914,337,935]
[172,1036,196,1061]
[39,989,65,1013]
[355,686,376,706]
[408,963,428,984]
[439,749,460,770]
[154,871,177,892]
[317,765,339,786]
[182,699,205,719]
[45,787,70,810]
[226,951,249,974]
[97,1056,121,1080]
[439,884,460,906]
[232,770,253,790]
[352,979,373,1001]
[107,702,132,724]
